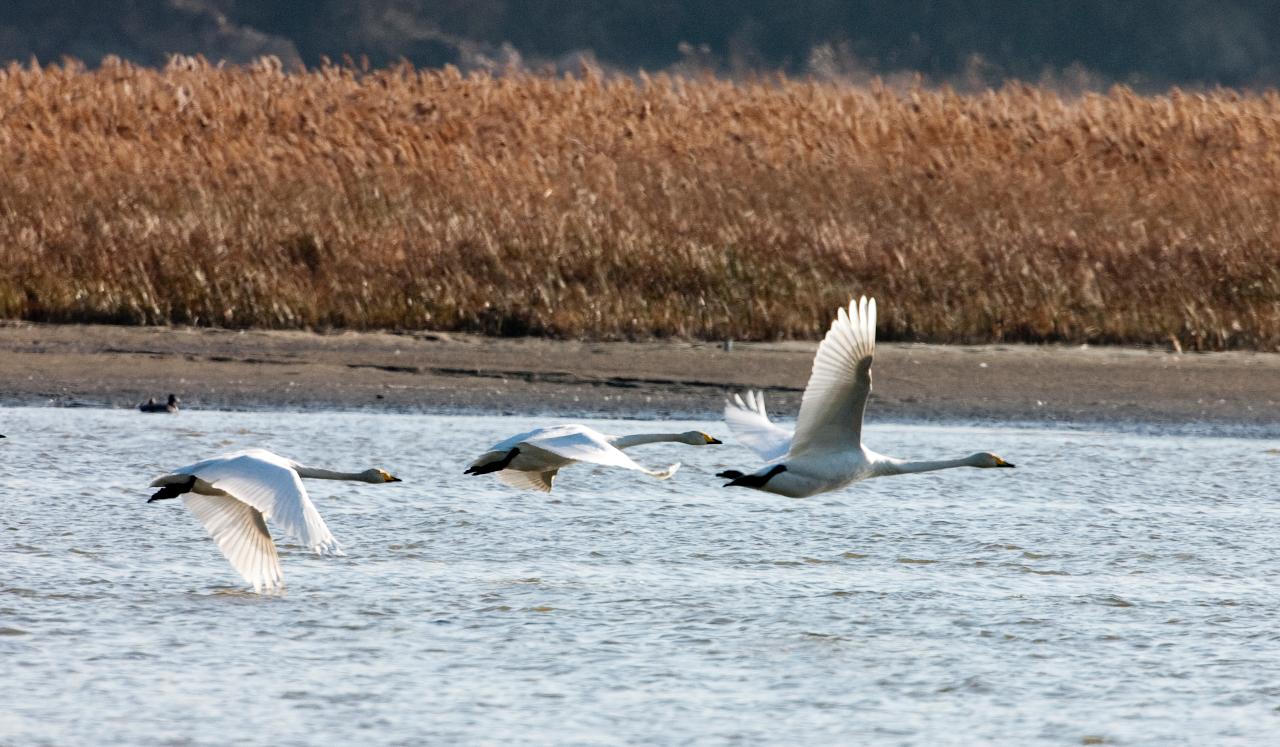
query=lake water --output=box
[1,407,1278,745]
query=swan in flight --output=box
[466,424,722,492]
[718,296,1014,497]
[148,448,401,591]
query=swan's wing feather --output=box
[184,453,339,555]
[723,389,793,461]
[482,428,543,453]
[789,296,877,455]
[482,424,588,453]
[183,493,283,592]
[526,428,670,475]
[497,469,558,492]
[472,425,592,469]
[166,448,293,477]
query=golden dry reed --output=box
[1,57,1278,350]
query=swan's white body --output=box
[721,297,1014,498]
[467,424,720,492]
[149,448,399,591]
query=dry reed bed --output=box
[1,58,1278,349]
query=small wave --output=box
[1014,565,1072,576]
[1,587,39,597]
[800,631,849,641]
[937,675,992,694]
[1087,594,1135,608]
[42,589,109,601]
[208,586,279,599]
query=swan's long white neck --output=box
[610,433,689,450]
[874,455,978,476]
[294,466,373,482]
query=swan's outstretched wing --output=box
[498,469,559,492]
[173,450,340,555]
[470,425,584,470]
[481,427,546,453]
[527,428,680,478]
[788,296,877,456]
[723,390,793,462]
[183,493,283,591]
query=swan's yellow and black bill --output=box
[380,470,403,482]
[995,458,1015,468]
[702,433,723,445]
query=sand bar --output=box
[0,322,1276,435]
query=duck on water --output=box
[140,394,180,413]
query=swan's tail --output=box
[647,462,681,480]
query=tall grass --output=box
[1,57,1277,349]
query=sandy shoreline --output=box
[1,322,1276,435]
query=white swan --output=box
[718,296,1014,497]
[466,424,722,492]
[148,448,401,591]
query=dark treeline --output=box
[2,0,1278,87]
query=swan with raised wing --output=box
[718,297,1015,497]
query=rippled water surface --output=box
[2,407,1278,745]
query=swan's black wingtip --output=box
[465,447,521,476]
[148,475,196,503]
[722,464,787,489]
[715,469,744,480]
